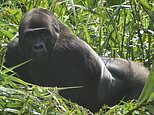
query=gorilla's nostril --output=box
[33,44,44,50]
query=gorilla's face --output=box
[22,28,50,63]
[18,9,60,64]
[20,27,59,63]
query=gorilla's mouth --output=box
[32,52,49,63]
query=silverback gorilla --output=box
[5,8,149,112]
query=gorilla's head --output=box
[18,8,60,63]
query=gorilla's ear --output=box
[53,22,60,33]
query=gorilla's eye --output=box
[40,30,51,39]
[40,33,49,41]
[24,33,34,43]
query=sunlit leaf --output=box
[138,61,154,102]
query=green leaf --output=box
[138,61,154,102]
[2,59,32,74]
[82,25,91,43]
[140,0,150,8]
[0,29,14,39]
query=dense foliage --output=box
[0,0,153,114]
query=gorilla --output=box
[5,8,149,112]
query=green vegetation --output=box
[0,0,154,114]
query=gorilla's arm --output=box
[4,42,29,79]
[101,57,149,101]
[5,42,22,67]
[101,57,149,82]
[58,37,124,106]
